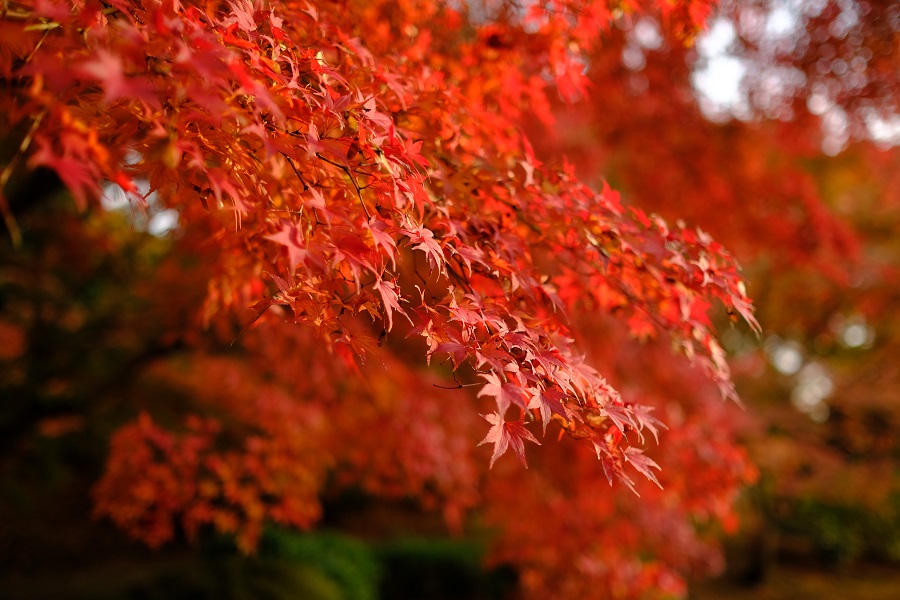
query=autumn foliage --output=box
[3,0,896,597]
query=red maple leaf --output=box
[478,412,540,468]
[77,49,159,107]
[624,447,663,491]
[403,223,444,275]
[372,276,410,332]
[266,222,307,272]
[432,340,468,370]
[527,386,571,433]
[478,372,529,415]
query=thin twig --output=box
[0,110,47,248]
[23,28,51,65]
[280,151,310,191]
[316,153,372,218]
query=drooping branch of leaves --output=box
[0,0,757,561]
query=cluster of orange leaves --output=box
[93,360,327,552]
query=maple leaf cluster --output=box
[0,0,765,597]
[0,0,755,478]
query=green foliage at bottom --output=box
[776,497,900,566]
[375,537,517,600]
[254,529,381,600]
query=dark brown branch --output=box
[316,153,372,219]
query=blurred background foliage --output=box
[0,198,515,599]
